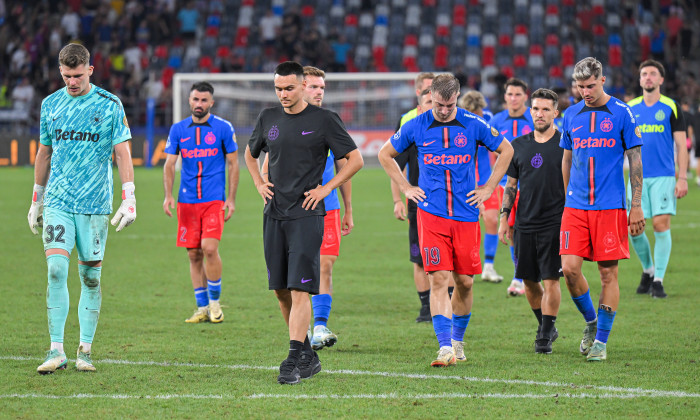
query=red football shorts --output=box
[559,207,630,261]
[320,209,341,256]
[417,209,482,275]
[483,185,503,211]
[508,190,519,227]
[176,200,225,248]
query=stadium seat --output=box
[498,34,512,47]
[500,65,514,79]
[482,46,495,66]
[561,44,575,66]
[404,34,417,46]
[513,54,527,68]
[549,65,563,78]
[199,56,213,70]
[453,4,467,26]
[161,67,175,89]
[609,45,622,67]
[434,44,448,69]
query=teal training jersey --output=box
[627,95,686,178]
[40,84,131,214]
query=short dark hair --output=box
[275,61,304,78]
[531,88,559,109]
[504,77,528,93]
[430,74,460,100]
[639,59,665,78]
[190,81,214,94]
[59,43,90,68]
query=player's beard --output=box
[192,107,210,119]
[535,123,551,133]
[643,85,657,93]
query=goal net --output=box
[172,73,419,158]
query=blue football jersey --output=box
[322,150,340,211]
[40,84,131,214]
[165,114,237,204]
[560,97,642,210]
[390,108,505,222]
[489,108,534,186]
[628,95,685,178]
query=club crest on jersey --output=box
[393,128,401,140]
[454,133,468,147]
[655,110,666,121]
[531,153,543,168]
[204,131,216,145]
[91,109,104,125]
[600,118,613,132]
[123,116,129,128]
[268,125,279,141]
[635,126,642,138]
[490,126,498,137]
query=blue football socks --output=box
[484,234,498,264]
[595,305,616,344]
[78,264,102,344]
[194,287,209,308]
[312,294,333,327]
[451,313,471,342]
[207,278,221,301]
[572,290,597,323]
[433,315,452,348]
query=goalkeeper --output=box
[28,43,136,374]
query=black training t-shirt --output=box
[249,104,357,220]
[506,131,565,232]
[394,111,420,213]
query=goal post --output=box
[172,72,419,158]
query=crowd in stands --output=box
[0,0,699,131]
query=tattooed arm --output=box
[497,176,518,244]
[626,145,646,236]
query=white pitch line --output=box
[3,355,698,398]
[0,392,691,400]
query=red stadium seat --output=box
[162,67,175,89]
[434,44,448,69]
[482,45,495,66]
[500,65,514,79]
[530,44,543,56]
[301,5,314,17]
[205,26,218,38]
[345,14,358,26]
[372,46,386,68]
[561,44,575,66]
[498,34,512,47]
[423,0,436,6]
[216,46,231,58]
[402,55,417,70]
[546,5,559,15]
[155,45,168,59]
[513,54,527,68]
[592,5,604,15]
[404,34,417,46]
[609,45,622,67]
[515,24,528,35]
[546,34,559,46]
[199,56,213,69]
[549,65,563,78]
[453,5,467,25]
[593,24,606,36]
[436,25,449,37]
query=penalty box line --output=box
[2,355,698,399]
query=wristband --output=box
[499,207,511,217]
[32,184,45,203]
[122,182,136,200]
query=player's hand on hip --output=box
[111,198,136,232]
[256,181,274,204]
[303,185,329,210]
[402,186,425,204]
[393,200,406,220]
[27,184,45,235]
[466,185,493,207]
[223,199,236,221]
[675,178,688,199]
[163,196,175,217]
[627,207,645,236]
[341,211,354,236]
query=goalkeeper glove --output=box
[27,184,45,235]
[111,182,136,232]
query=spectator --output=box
[177,1,198,41]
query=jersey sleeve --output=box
[621,104,643,150]
[248,110,267,159]
[111,99,131,146]
[164,123,180,155]
[324,110,357,159]
[480,119,505,152]
[222,120,238,154]
[390,119,415,154]
[39,98,52,146]
[560,112,572,150]
[670,103,686,133]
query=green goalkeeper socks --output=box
[78,264,102,344]
[46,254,70,343]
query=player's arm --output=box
[673,130,689,198]
[562,149,572,193]
[163,153,177,217]
[244,145,274,203]
[261,154,270,183]
[390,173,407,221]
[626,145,645,236]
[467,139,513,207]
[223,151,239,221]
[27,144,53,234]
[378,140,425,204]
[335,157,354,235]
[303,149,363,210]
[111,141,136,232]
[498,176,518,244]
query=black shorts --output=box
[407,206,423,266]
[514,227,563,282]
[263,215,323,294]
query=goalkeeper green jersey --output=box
[40,84,131,214]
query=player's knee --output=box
[454,274,473,290]
[79,265,101,289]
[46,255,69,285]
[187,248,204,263]
[201,244,219,260]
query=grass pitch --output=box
[0,166,698,418]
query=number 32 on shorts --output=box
[44,224,66,243]
[423,246,441,266]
